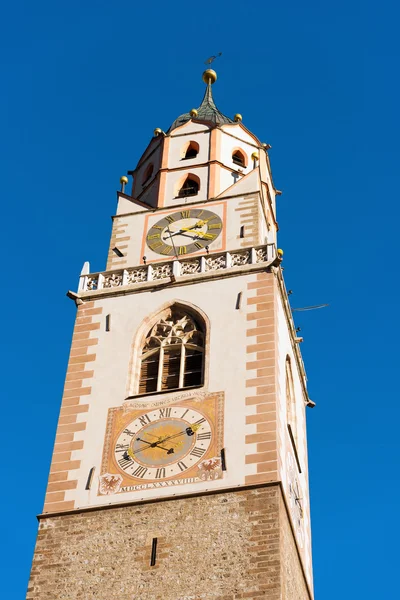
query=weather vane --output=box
[204,52,222,65]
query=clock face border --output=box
[99,392,224,496]
[140,201,227,264]
[146,208,223,256]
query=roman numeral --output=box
[196,210,204,218]
[190,447,206,458]
[194,241,203,249]
[118,456,132,470]
[132,466,148,478]
[178,246,187,255]
[197,432,211,440]
[208,223,222,229]
[155,468,166,479]
[139,414,151,427]
[123,428,135,437]
[158,408,172,418]
[177,461,188,472]
[152,225,163,230]
[149,241,163,250]
[194,418,206,425]
[160,245,173,255]
[181,210,191,218]
[165,215,175,223]
[147,233,161,239]
[181,409,189,419]
[115,443,130,453]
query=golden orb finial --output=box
[251,151,259,161]
[154,128,163,136]
[202,69,217,84]
[120,176,128,185]
[262,142,272,150]
[277,248,284,257]
[234,113,242,122]
[190,108,198,117]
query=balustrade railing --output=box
[79,244,276,293]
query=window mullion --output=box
[157,346,164,391]
[179,344,185,389]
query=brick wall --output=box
[245,271,278,485]
[27,484,310,600]
[106,216,130,270]
[43,301,103,513]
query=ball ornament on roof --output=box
[202,69,217,84]
[234,113,242,122]
[190,108,198,117]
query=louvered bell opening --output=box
[184,348,203,387]
[184,147,198,159]
[139,352,159,394]
[232,153,245,167]
[161,346,181,390]
[178,180,199,198]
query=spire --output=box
[169,70,234,132]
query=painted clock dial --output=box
[114,406,213,480]
[146,208,223,256]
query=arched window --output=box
[286,356,298,448]
[182,141,199,160]
[139,307,204,394]
[178,175,199,198]
[232,150,246,167]
[142,164,154,185]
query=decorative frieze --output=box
[78,244,276,294]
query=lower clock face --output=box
[114,406,213,480]
[146,209,223,256]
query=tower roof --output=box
[169,70,234,132]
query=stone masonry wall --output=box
[27,484,311,600]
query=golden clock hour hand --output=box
[160,423,201,444]
[193,232,214,240]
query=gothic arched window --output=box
[232,149,246,167]
[139,307,204,394]
[142,164,154,185]
[183,141,199,159]
[177,175,200,197]
[286,356,298,448]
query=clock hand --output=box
[135,438,175,453]
[141,432,183,448]
[192,232,214,240]
[160,423,201,444]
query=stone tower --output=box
[26,69,315,600]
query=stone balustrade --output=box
[78,244,276,293]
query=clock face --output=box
[114,406,213,480]
[287,452,304,548]
[146,208,223,256]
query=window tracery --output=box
[139,307,204,394]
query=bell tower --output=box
[27,69,315,600]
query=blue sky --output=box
[1,1,398,597]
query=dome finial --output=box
[202,69,217,85]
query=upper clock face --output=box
[146,208,223,256]
[114,406,213,480]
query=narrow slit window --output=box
[240,225,245,238]
[105,314,111,332]
[150,538,158,566]
[221,448,227,471]
[85,467,95,490]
